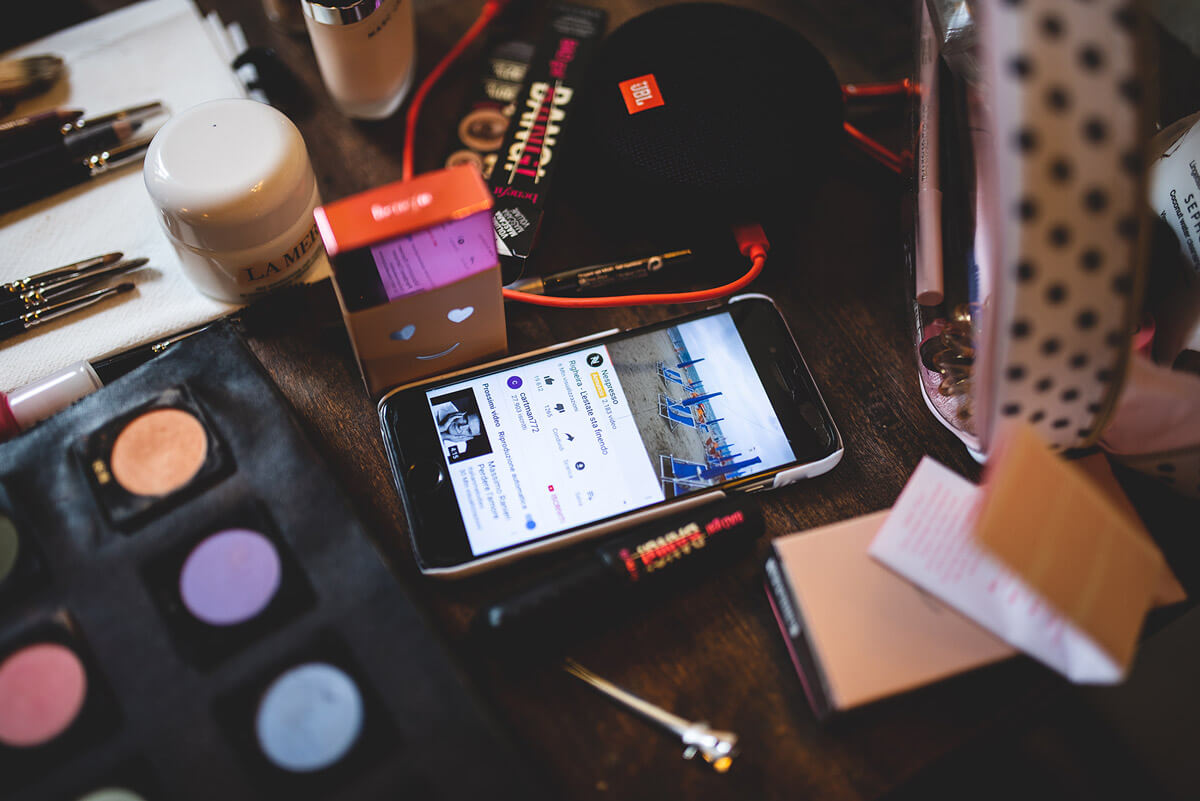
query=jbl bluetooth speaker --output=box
[577,3,844,223]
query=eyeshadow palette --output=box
[0,323,540,801]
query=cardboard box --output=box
[315,165,506,396]
[765,512,1015,718]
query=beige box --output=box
[314,165,507,396]
[764,512,1015,718]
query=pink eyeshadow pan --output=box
[0,642,88,747]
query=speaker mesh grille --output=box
[579,3,844,222]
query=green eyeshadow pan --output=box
[0,515,19,585]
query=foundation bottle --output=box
[300,0,416,120]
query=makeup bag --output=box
[909,0,1200,498]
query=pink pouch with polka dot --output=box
[910,0,1200,496]
[1101,356,1200,497]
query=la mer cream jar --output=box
[144,99,326,303]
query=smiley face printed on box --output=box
[345,266,507,393]
[317,164,510,393]
[389,305,477,361]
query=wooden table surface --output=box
[13,1,1200,799]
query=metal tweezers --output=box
[563,658,739,773]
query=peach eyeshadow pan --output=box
[109,408,208,497]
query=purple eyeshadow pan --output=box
[179,529,282,626]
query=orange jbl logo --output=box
[619,74,665,114]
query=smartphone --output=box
[379,294,843,577]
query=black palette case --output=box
[0,323,541,801]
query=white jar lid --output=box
[144,99,317,253]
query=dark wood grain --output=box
[16,1,1200,799]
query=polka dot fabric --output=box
[978,0,1146,451]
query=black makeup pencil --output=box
[0,140,150,214]
[0,108,83,155]
[0,104,166,183]
[0,121,147,183]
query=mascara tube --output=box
[0,322,214,441]
[475,499,765,646]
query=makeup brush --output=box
[0,257,149,320]
[2,252,124,294]
[0,55,65,98]
[0,283,135,343]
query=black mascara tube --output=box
[475,499,764,645]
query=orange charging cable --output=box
[402,0,506,182]
[841,80,912,174]
[844,122,904,173]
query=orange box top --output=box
[314,164,493,257]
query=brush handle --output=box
[0,315,28,342]
[0,293,28,321]
[0,109,81,158]
[1,119,149,184]
[0,161,89,214]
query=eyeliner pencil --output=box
[0,140,150,214]
[0,120,146,182]
[0,102,163,158]
[0,103,166,183]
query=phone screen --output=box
[424,311,796,556]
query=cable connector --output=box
[732,222,770,260]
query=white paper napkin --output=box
[0,0,270,390]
